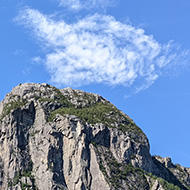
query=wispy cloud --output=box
[15,8,189,93]
[57,0,115,11]
[13,49,25,56]
[31,56,44,65]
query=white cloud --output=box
[15,8,189,92]
[58,0,115,11]
[31,56,44,65]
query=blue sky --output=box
[0,0,190,167]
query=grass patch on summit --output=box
[48,102,142,134]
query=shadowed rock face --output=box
[0,83,189,190]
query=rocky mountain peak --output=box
[0,83,189,190]
[2,83,106,109]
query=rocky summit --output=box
[0,83,189,190]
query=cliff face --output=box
[0,83,189,190]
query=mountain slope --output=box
[0,83,189,190]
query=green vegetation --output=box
[21,182,33,190]
[8,160,37,190]
[47,162,53,172]
[30,130,41,137]
[90,141,97,147]
[147,173,181,190]
[0,100,26,120]
[33,88,71,107]
[48,101,142,134]
[93,144,183,190]
[158,178,181,190]
[72,91,98,107]
[108,162,147,188]
[47,88,143,135]
[38,97,55,102]
[93,145,148,189]
[0,87,142,136]
[169,165,190,190]
[48,102,114,123]
[52,87,73,107]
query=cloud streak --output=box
[15,8,189,93]
[57,0,114,11]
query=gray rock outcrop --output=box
[0,83,189,190]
